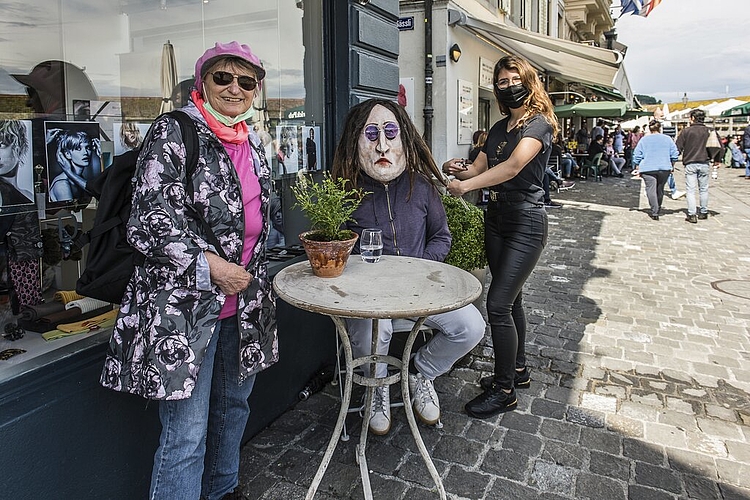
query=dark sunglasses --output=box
[363,122,399,142]
[210,71,258,91]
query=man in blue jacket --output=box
[331,99,485,435]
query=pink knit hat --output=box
[194,41,265,91]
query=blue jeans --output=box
[485,206,547,390]
[150,318,256,500]
[561,157,574,177]
[684,162,709,216]
[745,149,750,177]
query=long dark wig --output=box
[331,99,445,194]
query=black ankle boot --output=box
[465,385,517,419]
[479,368,530,390]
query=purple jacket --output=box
[346,171,451,262]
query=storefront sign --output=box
[457,79,474,145]
[397,17,414,31]
[479,57,494,90]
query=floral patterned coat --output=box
[100,103,278,400]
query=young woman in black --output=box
[444,55,558,418]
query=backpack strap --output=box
[166,110,228,261]
[167,110,200,180]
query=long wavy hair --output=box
[0,120,29,166]
[493,55,559,137]
[331,99,445,193]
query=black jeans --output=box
[485,205,548,390]
[640,170,670,216]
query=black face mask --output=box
[496,84,530,109]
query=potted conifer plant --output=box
[441,195,488,312]
[291,173,368,278]
[441,195,487,272]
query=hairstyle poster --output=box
[0,119,35,207]
[302,126,320,171]
[44,121,101,203]
[113,122,150,155]
[275,125,300,175]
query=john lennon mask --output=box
[357,104,406,183]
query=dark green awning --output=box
[720,102,750,117]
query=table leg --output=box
[355,318,379,499]
[306,316,354,500]
[401,317,447,500]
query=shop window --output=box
[0,0,324,383]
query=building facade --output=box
[398,0,630,162]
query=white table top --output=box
[273,255,482,319]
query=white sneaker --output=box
[408,373,440,425]
[368,386,391,435]
[671,190,686,200]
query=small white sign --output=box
[479,57,495,90]
[457,80,474,145]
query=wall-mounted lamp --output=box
[449,43,461,63]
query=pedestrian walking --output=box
[742,122,750,179]
[674,109,723,223]
[632,119,679,221]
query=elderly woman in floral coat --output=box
[100,42,277,500]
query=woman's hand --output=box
[446,178,467,197]
[56,149,89,193]
[205,251,254,295]
[56,150,74,176]
[442,158,469,177]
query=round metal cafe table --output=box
[273,255,482,500]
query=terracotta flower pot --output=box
[299,230,359,278]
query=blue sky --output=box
[613,0,750,104]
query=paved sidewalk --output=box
[237,163,750,499]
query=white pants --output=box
[346,305,486,379]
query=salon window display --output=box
[304,126,320,171]
[113,122,150,155]
[0,120,35,207]
[44,121,101,203]
[276,125,299,175]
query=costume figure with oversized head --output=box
[332,98,444,190]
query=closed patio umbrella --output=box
[160,40,178,114]
[554,101,627,118]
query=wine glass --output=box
[360,228,383,263]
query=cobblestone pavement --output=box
[237,163,750,499]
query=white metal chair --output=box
[331,318,439,441]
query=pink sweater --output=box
[219,141,263,319]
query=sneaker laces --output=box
[413,375,438,408]
[371,387,388,415]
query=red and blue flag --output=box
[620,0,662,17]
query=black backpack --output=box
[75,110,214,304]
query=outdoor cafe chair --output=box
[547,156,562,193]
[581,152,604,181]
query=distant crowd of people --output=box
[723,124,750,179]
